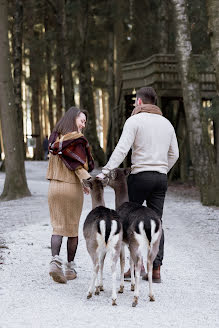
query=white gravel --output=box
[0,161,218,328]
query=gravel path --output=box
[0,162,218,328]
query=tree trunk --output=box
[0,124,3,161]
[159,0,169,53]
[44,4,54,133]
[206,0,219,166]
[55,11,63,124]
[206,0,219,92]
[55,66,62,123]
[114,0,123,105]
[13,0,24,156]
[106,28,115,159]
[113,0,126,144]
[77,0,105,166]
[29,29,42,160]
[102,91,108,151]
[0,0,30,200]
[79,56,105,166]
[56,0,75,110]
[171,0,219,205]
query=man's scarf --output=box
[131,104,163,116]
[48,131,94,172]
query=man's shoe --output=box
[142,266,161,283]
[124,268,131,279]
[124,265,146,279]
[49,255,67,284]
[65,261,77,280]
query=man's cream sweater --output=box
[102,112,179,175]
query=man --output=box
[97,86,179,282]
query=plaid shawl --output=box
[48,131,94,172]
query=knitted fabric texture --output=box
[131,104,162,116]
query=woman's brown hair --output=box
[53,107,88,135]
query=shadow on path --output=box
[0,236,8,267]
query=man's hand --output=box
[96,172,106,180]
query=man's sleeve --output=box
[168,130,179,172]
[102,119,136,175]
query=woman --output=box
[47,107,94,283]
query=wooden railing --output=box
[122,54,216,98]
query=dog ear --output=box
[124,168,131,176]
[82,178,92,189]
[109,169,117,180]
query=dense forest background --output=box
[0,0,218,205]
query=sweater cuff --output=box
[102,168,110,176]
[75,167,91,181]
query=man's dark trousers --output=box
[127,171,167,268]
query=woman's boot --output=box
[65,261,77,280]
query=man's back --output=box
[127,112,177,174]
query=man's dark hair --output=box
[136,87,157,105]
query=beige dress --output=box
[47,152,91,237]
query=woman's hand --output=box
[83,185,90,195]
[82,177,91,195]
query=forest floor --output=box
[0,161,218,328]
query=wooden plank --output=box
[121,53,216,97]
